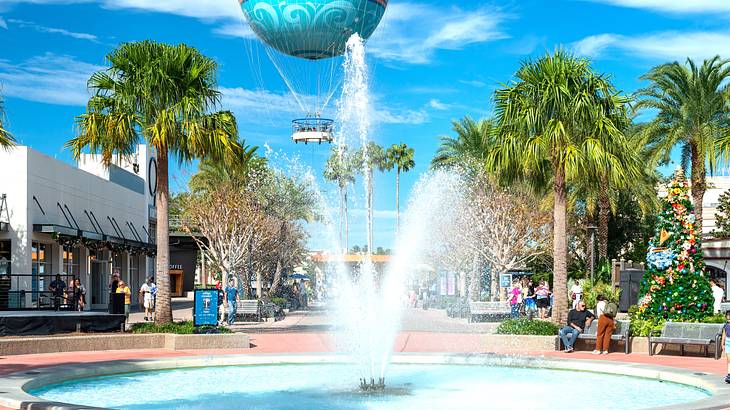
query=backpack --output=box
[604,302,618,318]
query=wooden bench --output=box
[557,319,630,354]
[649,322,723,359]
[468,301,511,323]
[235,299,261,322]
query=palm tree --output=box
[0,92,15,148]
[66,41,241,324]
[488,50,635,324]
[431,117,495,171]
[384,143,415,231]
[637,56,730,234]
[355,141,387,253]
[189,142,264,195]
[323,145,356,251]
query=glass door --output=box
[90,250,109,309]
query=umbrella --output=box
[289,273,310,281]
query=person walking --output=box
[524,280,537,319]
[570,279,583,309]
[116,280,132,319]
[711,280,724,314]
[139,277,155,321]
[593,295,617,355]
[224,277,239,326]
[509,280,522,318]
[535,281,550,320]
[73,277,86,311]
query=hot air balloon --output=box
[238,0,388,144]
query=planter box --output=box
[0,333,250,356]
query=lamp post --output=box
[587,224,598,283]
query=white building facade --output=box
[0,145,156,310]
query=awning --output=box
[33,224,156,254]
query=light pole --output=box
[587,224,598,283]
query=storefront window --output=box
[31,242,52,302]
[0,240,10,275]
[62,247,81,278]
[130,254,140,293]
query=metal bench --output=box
[649,322,723,359]
[234,299,261,322]
[468,301,511,323]
[557,319,630,354]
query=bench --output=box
[468,301,511,323]
[649,322,723,359]
[557,319,630,354]
[234,299,261,322]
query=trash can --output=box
[109,292,125,314]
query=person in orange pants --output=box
[595,296,615,354]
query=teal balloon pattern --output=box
[240,0,388,60]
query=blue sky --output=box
[1,0,730,250]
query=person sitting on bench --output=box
[559,300,594,353]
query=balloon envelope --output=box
[240,0,388,60]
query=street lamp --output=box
[586,224,598,283]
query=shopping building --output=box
[0,145,157,310]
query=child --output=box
[725,311,730,383]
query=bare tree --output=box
[458,173,551,300]
[182,182,263,293]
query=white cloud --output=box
[367,3,508,64]
[459,79,488,88]
[0,53,102,105]
[0,17,7,29]
[573,31,730,61]
[0,0,241,20]
[428,99,450,110]
[213,22,255,40]
[7,18,97,41]
[588,0,730,14]
[221,86,429,126]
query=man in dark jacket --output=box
[558,300,595,352]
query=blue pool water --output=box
[32,363,710,409]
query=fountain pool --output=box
[25,356,713,410]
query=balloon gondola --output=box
[238,0,388,145]
[292,117,334,144]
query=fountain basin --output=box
[2,354,727,410]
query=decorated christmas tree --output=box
[638,170,713,321]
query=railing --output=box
[291,117,334,134]
[0,273,79,311]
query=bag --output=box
[604,302,618,318]
[571,294,576,300]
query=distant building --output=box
[0,145,156,310]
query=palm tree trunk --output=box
[552,166,569,325]
[598,178,609,260]
[396,168,400,234]
[691,142,706,234]
[155,148,172,324]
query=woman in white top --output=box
[595,294,607,318]
[711,280,725,314]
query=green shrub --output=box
[270,297,288,307]
[130,320,231,334]
[702,314,726,324]
[495,318,559,336]
[582,280,620,311]
[629,319,664,337]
